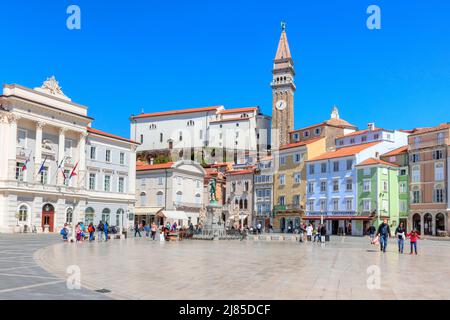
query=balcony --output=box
[174,201,202,209]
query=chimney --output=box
[368,123,376,131]
[150,158,154,165]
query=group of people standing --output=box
[60,221,110,243]
[368,219,421,255]
[302,223,327,243]
[134,221,158,240]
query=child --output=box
[407,229,421,255]
[60,224,69,242]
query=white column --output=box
[34,121,45,180]
[78,132,87,188]
[7,114,20,180]
[57,128,67,185]
[0,113,9,180]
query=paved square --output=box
[33,235,450,300]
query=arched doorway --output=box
[424,213,433,235]
[436,213,445,234]
[412,214,421,233]
[42,204,55,232]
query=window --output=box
[118,177,125,193]
[333,180,339,192]
[177,176,182,185]
[434,188,444,203]
[412,189,421,204]
[326,200,336,213]
[199,130,203,140]
[320,181,327,192]
[104,175,111,192]
[363,200,371,212]
[346,160,353,170]
[437,132,445,145]
[350,138,355,144]
[140,134,144,144]
[89,173,96,190]
[364,167,371,176]
[294,153,302,163]
[293,133,299,141]
[320,200,326,212]
[294,173,301,184]
[345,199,353,211]
[232,182,236,193]
[435,163,444,181]
[321,163,327,173]
[382,200,389,212]
[346,179,353,191]
[411,153,420,163]
[308,182,314,193]
[400,169,407,176]
[90,146,96,160]
[140,192,146,206]
[119,152,125,165]
[179,132,183,142]
[280,156,286,166]
[433,150,443,160]
[338,140,344,146]
[374,134,380,139]
[382,181,388,192]
[244,181,249,192]
[105,150,111,163]
[40,167,49,184]
[66,208,73,224]
[159,133,163,143]
[315,128,321,136]
[309,164,315,175]
[18,205,28,222]
[400,200,408,212]
[157,192,164,206]
[149,124,157,130]
[102,209,111,224]
[279,196,285,206]
[16,162,25,182]
[64,139,72,157]
[293,195,300,205]
[308,200,314,211]
[412,166,421,182]
[187,120,195,126]
[17,129,27,147]
[361,136,367,142]
[279,174,286,186]
[399,182,407,193]
[363,180,371,192]
[158,177,164,186]
[303,131,310,138]
[333,161,339,172]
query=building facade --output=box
[135,160,205,227]
[253,156,274,230]
[408,124,449,235]
[0,78,137,233]
[305,125,409,236]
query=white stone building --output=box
[135,160,205,227]
[0,78,138,233]
[130,106,271,164]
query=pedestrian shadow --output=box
[366,249,379,253]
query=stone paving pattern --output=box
[0,234,110,300]
[35,235,450,300]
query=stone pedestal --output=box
[204,202,224,240]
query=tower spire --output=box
[274,22,292,61]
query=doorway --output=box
[332,220,339,235]
[42,204,55,232]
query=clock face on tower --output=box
[276,100,286,111]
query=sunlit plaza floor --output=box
[29,234,450,300]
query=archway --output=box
[436,213,445,234]
[412,214,421,233]
[424,213,433,235]
[42,204,55,232]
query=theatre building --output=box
[0,78,138,233]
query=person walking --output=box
[320,224,327,243]
[134,222,142,237]
[407,229,421,255]
[313,225,321,243]
[104,221,109,242]
[395,222,407,254]
[97,221,105,242]
[88,223,95,242]
[376,219,391,253]
[151,222,157,240]
[306,224,313,242]
[144,223,150,238]
[368,224,376,240]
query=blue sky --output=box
[1,0,449,138]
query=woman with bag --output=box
[395,222,406,254]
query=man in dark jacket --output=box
[320,225,327,243]
[376,219,391,253]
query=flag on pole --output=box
[69,161,79,180]
[57,157,66,180]
[38,156,48,174]
[22,153,31,172]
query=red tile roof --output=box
[410,123,450,136]
[356,158,400,167]
[279,137,323,150]
[336,128,386,139]
[131,106,222,119]
[308,141,381,162]
[382,146,408,157]
[87,127,139,144]
[218,107,258,115]
[136,162,174,171]
[227,169,255,175]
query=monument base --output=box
[203,202,224,240]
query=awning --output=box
[158,210,189,220]
[134,207,163,215]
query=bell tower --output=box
[271,22,296,150]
